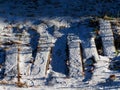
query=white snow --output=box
[0,0,120,89]
[67,34,83,78]
[99,19,116,58]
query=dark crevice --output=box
[83,56,96,82]
[27,28,40,62]
[79,43,85,75]
[65,39,69,77]
[113,33,120,50]
[95,37,103,55]
[0,49,6,79]
[111,22,120,51]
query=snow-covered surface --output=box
[82,37,99,60]
[99,19,116,58]
[67,34,82,78]
[0,0,120,90]
[5,46,18,78]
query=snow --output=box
[0,0,120,89]
[99,19,116,58]
[0,17,119,88]
[82,37,99,60]
[5,46,18,79]
[90,37,99,60]
[67,34,83,78]
[19,46,32,76]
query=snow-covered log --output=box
[19,46,32,77]
[67,34,83,78]
[99,19,116,58]
[5,46,18,80]
[24,47,52,84]
[82,37,99,60]
[90,37,99,60]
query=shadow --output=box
[0,0,119,83]
[96,81,120,89]
[112,56,120,61]
[3,23,40,79]
[95,37,103,55]
[109,57,120,71]
[27,28,40,61]
[51,35,68,75]
[82,71,93,82]
[48,22,81,75]
[83,56,96,82]
[0,49,6,79]
[46,26,54,36]
[96,75,120,89]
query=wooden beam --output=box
[45,47,52,75]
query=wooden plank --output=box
[99,19,116,58]
[67,34,83,78]
[45,47,52,75]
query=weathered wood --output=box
[79,42,85,75]
[45,47,52,75]
[17,46,21,84]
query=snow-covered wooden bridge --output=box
[0,19,119,87]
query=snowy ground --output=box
[0,0,120,90]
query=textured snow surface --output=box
[99,19,116,58]
[0,0,120,89]
[67,34,82,78]
[0,18,119,89]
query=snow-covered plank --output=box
[82,38,99,60]
[30,47,51,77]
[67,34,83,78]
[5,46,18,79]
[90,37,99,60]
[91,56,112,84]
[19,46,32,77]
[29,32,54,78]
[0,35,19,44]
[20,36,30,44]
[99,19,116,58]
[81,37,99,82]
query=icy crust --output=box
[99,19,116,58]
